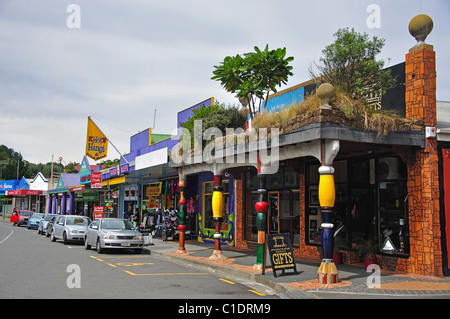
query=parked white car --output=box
[50,215,91,244]
[85,218,144,254]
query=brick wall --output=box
[404,43,442,276]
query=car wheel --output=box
[51,230,56,242]
[84,237,91,250]
[96,238,103,254]
[63,232,68,245]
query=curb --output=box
[151,249,292,294]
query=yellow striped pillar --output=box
[317,165,339,284]
[209,174,227,260]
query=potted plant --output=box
[356,237,380,270]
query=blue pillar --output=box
[48,194,52,214]
[69,192,74,215]
[61,193,66,215]
[53,195,58,214]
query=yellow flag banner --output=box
[85,117,108,161]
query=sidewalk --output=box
[148,238,450,299]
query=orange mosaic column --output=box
[405,15,442,276]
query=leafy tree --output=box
[310,28,396,100]
[180,101,246,149]
[212,45,294,119]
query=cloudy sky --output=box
[1,0,449,165]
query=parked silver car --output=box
[84,218,144,254]
[50,215,91,244]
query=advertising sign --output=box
[85,117,108,161]
[265,233,298,277]
[91,172,102,188]
[93,206,104,219]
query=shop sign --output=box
[93,206,104,219]
[91,172,102,189]
[119,163,129,174]
[109,167,118,177]
[80,174,91,185]
[74,192,99,202]
[6,190,42,196]
[104,199,114,213]
[70,185,85,192]
[264,233,298,277]
[146,186,160,196]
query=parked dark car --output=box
[45,215,58,237]
[38,214,58,235]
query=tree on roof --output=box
[309,28,396,101]
[212,45,294,119]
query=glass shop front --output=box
[244,155,410,257]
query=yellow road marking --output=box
[107,263,117,268]
[116,262,155,267]
[249,289,266,296]
[219,278,236,285]
[124,271,210,276]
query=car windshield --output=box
[66,217,89,226]
[44,215,55,221]
[19,211,33,216]
[101,219,134,230]
[31,213,43,219]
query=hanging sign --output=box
[85,117,108,161]
[264,233,298,277]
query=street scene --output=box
[1,0,450,306]
[0,220,277,300]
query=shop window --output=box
[305,157,409,256]
[203,180,229,230]
[244,167,300,245]
[377,157,409,255]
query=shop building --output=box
[173,15,449,277]
[1,174,47,215]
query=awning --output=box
[102,176,126,187]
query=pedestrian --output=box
[133,208,141,228]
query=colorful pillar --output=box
[48,194,52,214]
[53,195,58,214]
[177,184,187,253]
[69,192,74,215]
[254,173,268,270]
[209,174,227,260]
[61,193,66,215]
[317,164,338,284]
